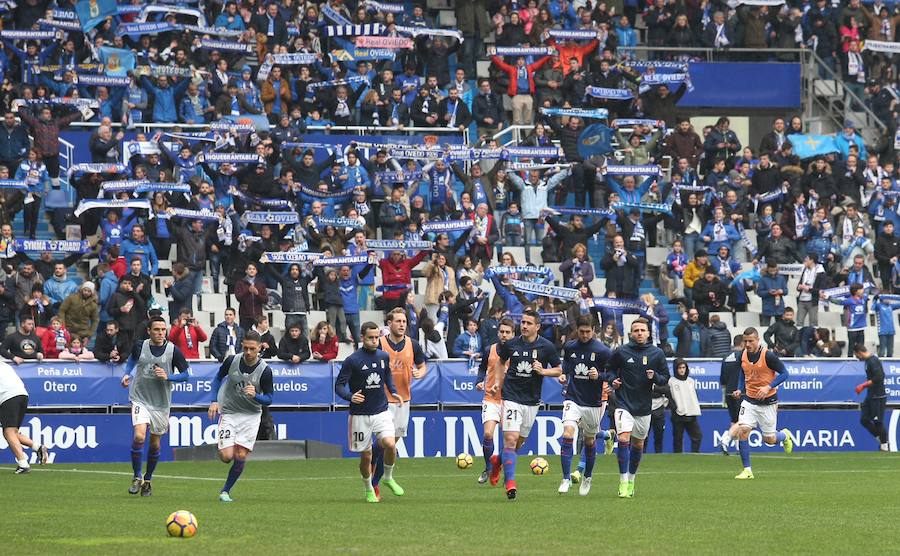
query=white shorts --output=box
[131,403,169,436]
[482,400,501,424]
[615,408,651,440]
[348,411,395,453]
[388,401,410,438]
[217,412,262,451]
[501,400,539,438]
[738,400,778,435]
[562,401,607,437]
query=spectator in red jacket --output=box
[376,249,430,311]
[167,309,208,359]
[41,316,70,358]
[234,262,268,330]
[311,321,339,362]
[490,51,552,125]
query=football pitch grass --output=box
[1,452,896,554]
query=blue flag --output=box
[577,123,613,160]
[788,134,839,159]
[98,46,135,77]
[224,114,270,132]
[75,0,116,31]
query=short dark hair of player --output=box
[386,307,406,321]
[256,315,268,325]
[522,308,541,324]
[498,318,516,331]
[743,327,759,337]
[361,321,381,337]
[853,343,869,355]
[244,330,262,343]
[148,316,167,329]
[849,284,863,296]
[630,317,650,331]
[733,335,743,347]
[575,314,593,329]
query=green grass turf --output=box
[0,452,896,555]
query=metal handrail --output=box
[615,45,810,62]
[68,121,467,135]
[805,49,887,133]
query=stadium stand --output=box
[0,0,896,373]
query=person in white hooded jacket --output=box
[669,358,703,453]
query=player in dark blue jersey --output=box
[852,344,889,451]
[718,335,745,455]
[489,309,561,500]
[604,318,669,498]
[557,315,612,496]
[335,322,405,503]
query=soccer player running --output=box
[490,309,562,500]
[605,318,669,498]
[731,327,793,480]
[475,318,514,484]
[372,308,427,498]
[335,322,405,503]
[121,316,191,496]
[718,335,744,455]
[558,315,612,496]
[853,344,889,451]
[0,363,49,473]
[207,330,275,502]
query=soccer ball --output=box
[530,457,549,475]
[570,470,582,484]
[456,453,474,469]
[166,510,198,538]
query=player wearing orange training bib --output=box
[475,318,514,485]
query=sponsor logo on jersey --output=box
[626,357,635,363]
[574,363,590,378]
[366,372,381,386]
[516,361,532,376]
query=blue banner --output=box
[75,0,116,31]
[4,408,894,463]
[13,358,899,408]
[300,133,464,167]
[577,123,613,159]
[787,134,841,159]
[98,46,136,77]
[680,62,801,108]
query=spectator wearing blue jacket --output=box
[701,206,742,255]
[179,82,214,124]
[15,149,50,239]
[140,74,192,124]
[758,262,787,326]
[872,295,900,357]
[339,260,374,349]
[43,262,78,312]
[0,111,30,173]
[120,224,159,276]
[98,263,119,324]
[214,1,247,31]
[452,318,483,358]
[339,151,371,192]
[614,16,639,57]
[834,121,867,160]
[605,173,655,205]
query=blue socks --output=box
[130,440,143,479]
[144,448,160,481]
[579,431,610,472]
[222,457,245,494]
[371,443,384,487]
[617,440,630,475]
[502,447,516,483]
[738,439,751,468]
[584,443,597,478]
[560,437,574,480]
[773,430,787,444]
[628,444,643,475]
[482,436,494,470]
